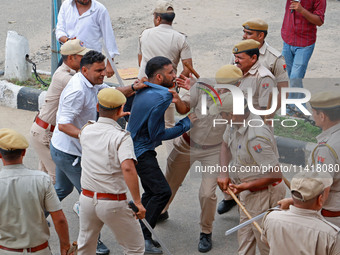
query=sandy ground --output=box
[1,0,340,80]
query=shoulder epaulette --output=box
[80,120,95,133]
[266,44,282,58]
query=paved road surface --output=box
[0,106,244,254]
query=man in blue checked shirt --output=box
[127,56,196,254]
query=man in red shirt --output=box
[281,0,326,115]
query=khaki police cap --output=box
[0,128,29,151]
[309,91,340,109]
[97,88,126,109]
[233,39,261,54]
[215,65,243,84]
[154,0,174,14]
[243,18,268,32]
[291,171,333,202]
[60,39,91,56]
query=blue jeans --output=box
[50,142,81,201]
[282,42,315,113]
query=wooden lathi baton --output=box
[283,176,291,189]
[183,62,200,79]
[67,241,78,255]
[227,187,263,234]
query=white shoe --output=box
[73,201,80,216]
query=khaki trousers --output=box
[163,103,176,155]
[164,135,220,234]
[29,122,56,184]
[237,182,286,255]
[77,194,144,255]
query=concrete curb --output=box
[276,136,315,167]
[0,80,46,111]
[1,80,316,166]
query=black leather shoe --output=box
[217,199,237,215]
[145,239,163,254]
[198,233,212,253]
[96,239,110,255]
[152,239,161,248]
[157,211,169,223]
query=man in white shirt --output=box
[56,0,119,77]
[30,39,90,185]
[50,50,145,254]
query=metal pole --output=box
[51,0,61,77]
[102,40,124,87]
[128,201,172,255]
[225,206,280,236]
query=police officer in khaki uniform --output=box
[30,39,90,184]
[309,91,340,226]
[262,171,340,255]
[218,39,278,215]
[78,88,146,255]
[214,94,285,255]
[0,128,71,255]
[279,91,340,227]
[233,39,276,111]
[230,19,288,94]
[161,65,243,252]
[138,0,193,154]
[138,1,192,79]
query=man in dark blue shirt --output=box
[127,56,194,254]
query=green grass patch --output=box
[274,115,321,143]
[8,74,51,91]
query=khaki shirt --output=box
[138,24,192,79]
[80,117,137,194]
[39,63,76,126]
[308,122,340,212]
[239,61,276,110]
[223,113,279,182]
[262,205,340,255]
[181,82,226,145]
[0,164,61,248]
[230,42,288,83]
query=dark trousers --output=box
[136,150,172,240]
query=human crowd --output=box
[1,0,340,255]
